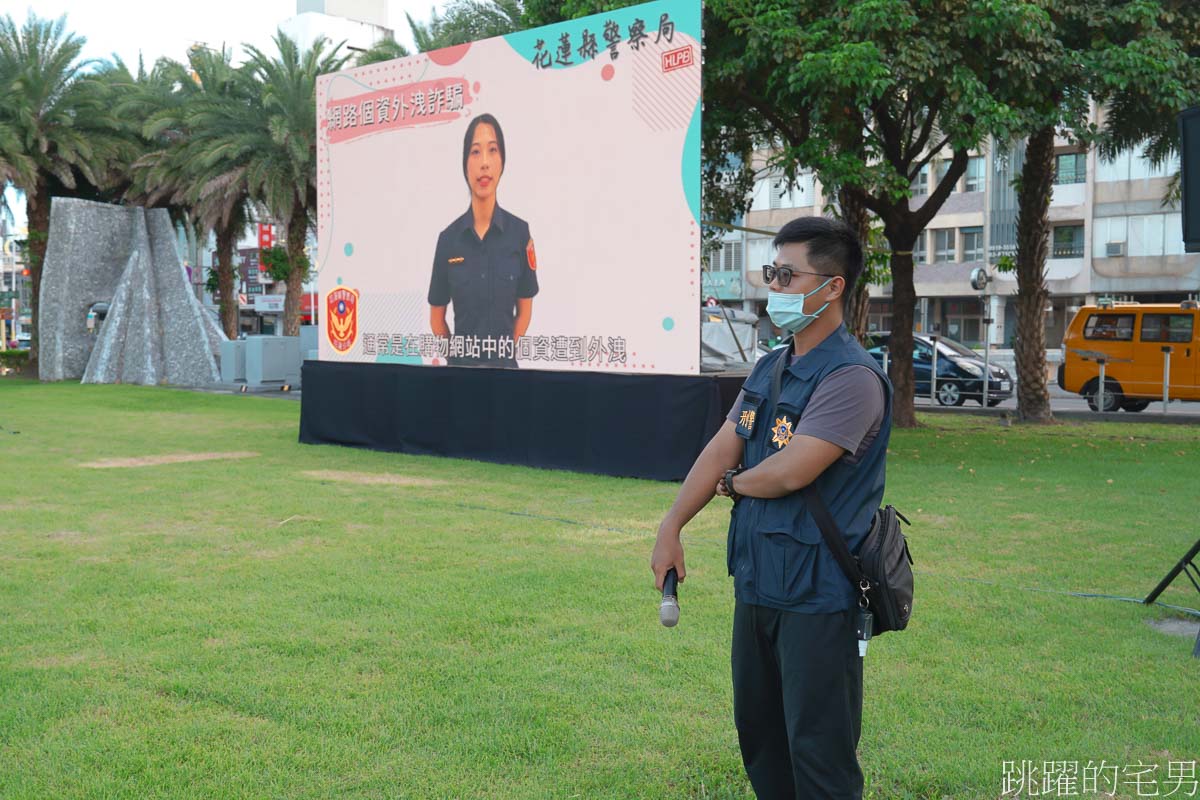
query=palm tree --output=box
[127,47,255,338]
[240,32,348,336]
[355,37,410,66]
[0,13,129,374]
[0,53,36,216]
[408,0,525,52]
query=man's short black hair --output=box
[462,113,506,183]
[773,216,864,310]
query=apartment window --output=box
[1093,213,1186,257]
[1097,150,1130,182]
[867,301,892,333]
[1092,216,1127,256]
[934,160,954,194]
[961,227,984,261]
[913,231,927,264]
[1051,225,1085,258]
[964,156,985,192]
[793,172,814,205]
[911,164,929,196]
[1131,149,1177,180]
[1055,153,1087,184]
[766,173,813,210]
[1098,147,1180,182]
[944,300,982,344]
[718,241,743,272]
[933,228,955,262]
[1129,214,1166,257]
[769,175,789,209]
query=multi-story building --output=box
[1,214,31,345]
[279,0,394,53]
[722,135,1200,349]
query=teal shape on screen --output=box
[375,354,424,365]
[682,100,700,225]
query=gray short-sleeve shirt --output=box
[726,363,885,464]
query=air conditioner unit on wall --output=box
[1105,241,1126,257]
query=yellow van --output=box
[1058,301,1200,412]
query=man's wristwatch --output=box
[724,468,745,502]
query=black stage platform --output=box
[299,360,746,480]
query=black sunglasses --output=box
[762,264,837,288]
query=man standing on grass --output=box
[651,217,892,799]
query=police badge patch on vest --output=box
[769,415,795,449]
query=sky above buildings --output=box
[0,0,446,229]
[0,0,440,68]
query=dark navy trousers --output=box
[732,601,864,800]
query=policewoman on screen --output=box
[427,113,539,368]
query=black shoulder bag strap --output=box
[804,484,869,592]
[767,338,869,591]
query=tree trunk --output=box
[886,246,919,428]
[838,187,871,342]
[1014,125,1056,423]
[215,222,239,339]
[283,210,308,337]
[26,182,49,379]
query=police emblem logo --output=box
[770,416,794,449]
[325,287,360,353]
[526,238,537,271]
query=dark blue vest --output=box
[727,326,893,613]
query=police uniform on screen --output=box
[728,327,894,612]
[428,205,538,367]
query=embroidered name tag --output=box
[448,257,465,264]
[735,401,758,437]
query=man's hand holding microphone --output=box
[649,419,747,628]
[651,525,685,627]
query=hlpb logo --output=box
[326,287,359,353]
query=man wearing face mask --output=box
[650,216,891,800]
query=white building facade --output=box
[724,131,1199,349]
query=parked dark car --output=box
[863,331,1013,406]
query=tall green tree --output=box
[996,2,1093,424]
[1002,1,1200,422]
[0,13,130,375]
[242,32,348,336]
[129,46,255,338]
[355,37,410,66]
[408,0,525,51]
[705,0,1054,426]
[1096,1,1200,175]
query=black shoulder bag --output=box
[768,343,915,634]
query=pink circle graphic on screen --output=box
[473,81,481,94]
[429,43,471,66]
[601,64,615,81]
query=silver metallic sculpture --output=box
[38,198,225,385]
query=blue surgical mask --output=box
[767,278,833,334]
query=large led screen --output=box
[316,0,701,373]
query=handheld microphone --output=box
[660,568,680,627]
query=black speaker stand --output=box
[1143,538,1200,658]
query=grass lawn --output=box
[0,379,1197,799]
